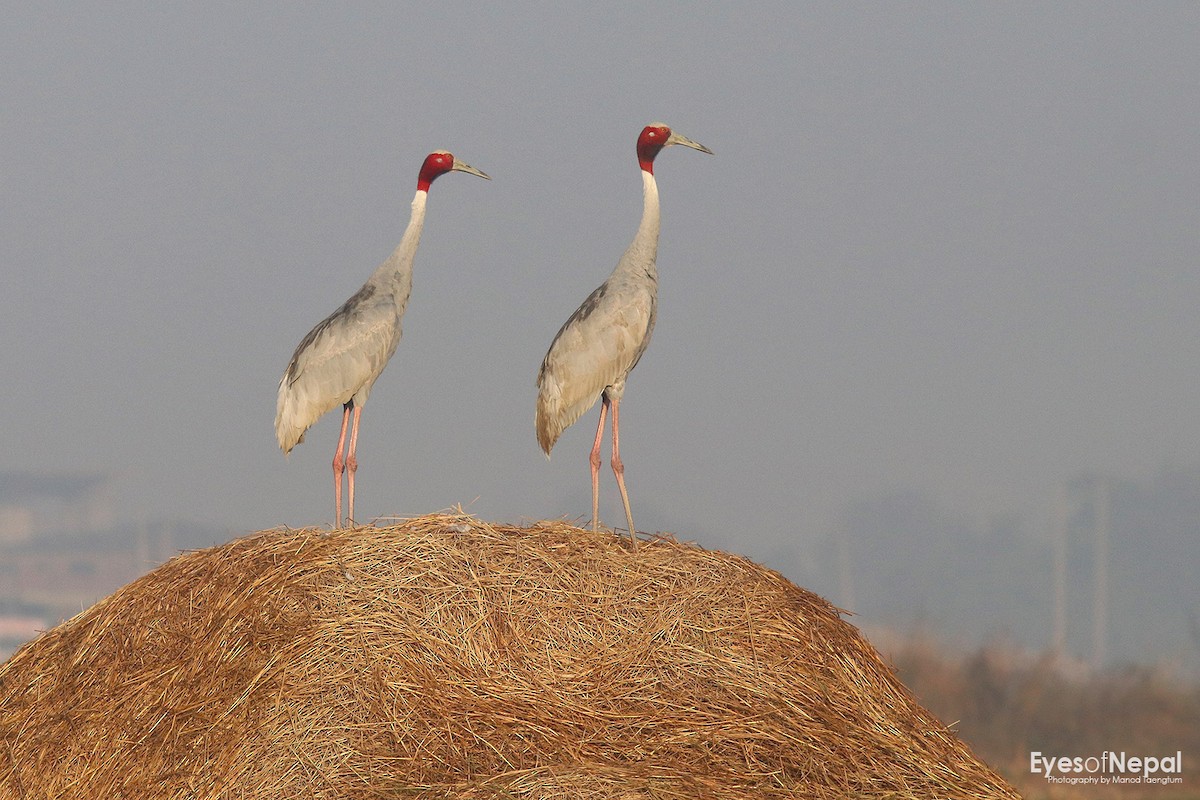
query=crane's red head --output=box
[636,123,714,173]
[636,125,673,173]
[416,150,491,192]
[417,151,457,192]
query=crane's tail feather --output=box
[536,375,601,457]
[535,388,565,456]
[276,373,321,454]
[535,409,560,457]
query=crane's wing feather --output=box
[535,283,655,454]
[276,287,400,453]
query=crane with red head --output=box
[277,151,489,527]
[536,123,712,548]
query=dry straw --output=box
[1,514,1020,799]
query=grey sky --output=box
[2,3,1197,591]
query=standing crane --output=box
[536,123,712,547]
[276,151,489,527]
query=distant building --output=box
[0,471,224,660]
[0,471,115,543]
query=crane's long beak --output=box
[666,131,714,155]
[452,158,491,180]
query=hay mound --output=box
[0,515,1020,799]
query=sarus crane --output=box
[276,151,489,527]
[535,123,712,547]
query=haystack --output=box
[0,514,1020,799]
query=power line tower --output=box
[1092,478,1110,671]
[1051,475,1112,672]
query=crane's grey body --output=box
[275,204,421,455]
[276,152,488,527]
[536,170,660,452]
[535,125,710,545]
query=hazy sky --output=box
[3,4,1198,573]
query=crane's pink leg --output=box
[332,403,351,528]
[345,403,363,527]
[588,398,609,532]
[610,396,637,550]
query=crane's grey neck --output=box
[616,170,661,277]
[368,189,427,300]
